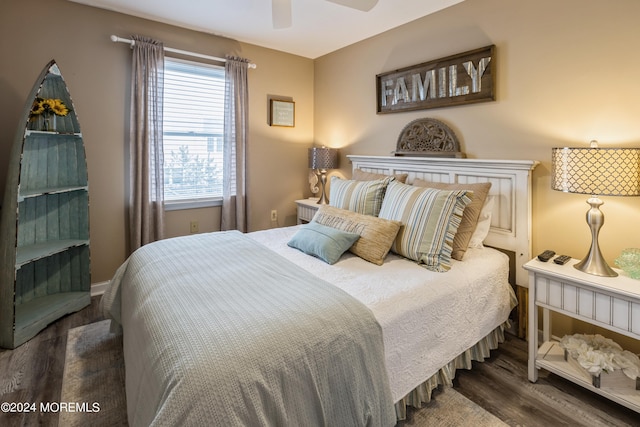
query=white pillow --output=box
[468,195,494,248]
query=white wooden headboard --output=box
[348,155,539,288]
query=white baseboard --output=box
[91,281,110,296]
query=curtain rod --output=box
[110,35,257,69]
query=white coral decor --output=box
[560,334,640,379]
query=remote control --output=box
[553,255,571,265]
[537,250,556,262]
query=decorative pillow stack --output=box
[290,170,493,269]
[412,179,492,260]
[378,181,472,272]
[329,176,393,216]
[312,205,401,265]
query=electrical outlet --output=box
[270,210,278,222]
[190,221,199,234]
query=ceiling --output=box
[68,0,464,59]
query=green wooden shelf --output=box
[0,60,91,349]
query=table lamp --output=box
[308,147,338,204]
[551,141,640,277]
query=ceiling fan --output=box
[272,0,379,29]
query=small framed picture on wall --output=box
[270,99,295,127]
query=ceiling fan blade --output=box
[272,0,292,29]
[326,0,379,12]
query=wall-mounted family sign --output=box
[376,45,495,114]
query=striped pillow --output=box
[412,179,492,261]
[378,181,472,272]
[329,176,392,216]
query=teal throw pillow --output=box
[287,222,360,264]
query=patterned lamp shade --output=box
[551,147,640,196]
[309,147,338,170]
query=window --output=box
[163,58,225,208]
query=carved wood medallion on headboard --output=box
[394,118,465,158]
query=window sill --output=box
[164,198,222,211]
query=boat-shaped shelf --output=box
[0,60,90,349]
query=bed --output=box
[102,155,538,426]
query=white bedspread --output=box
[249,225,514,402]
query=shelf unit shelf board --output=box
[14,292,90,347]
[536,341,640,412]
[19,185,88,202]
[25,130,82,137]
[16,239,89,267]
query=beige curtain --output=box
[221,57,250,232]
[129,35,165,253]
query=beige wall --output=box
[314,0,640,347]
[0,0,314,282]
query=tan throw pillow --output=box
[312,205,401,265]
[413,179,491,261]
[352,168,408,183]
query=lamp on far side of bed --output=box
[551,141,640,277]
[309,147,338,204]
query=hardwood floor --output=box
[0,296,104,427]
[0,297,638,426]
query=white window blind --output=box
[163,58,225,203]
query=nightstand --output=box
[295,198,320,224]
[524,257,640,412]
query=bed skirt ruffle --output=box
[394,321,509,420]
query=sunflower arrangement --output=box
[30,97,70,117]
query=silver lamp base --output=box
[574,197,617,277]
[316,169,329,205]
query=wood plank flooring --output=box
[0,296,104,427]
[0,297,638,426]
